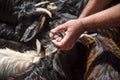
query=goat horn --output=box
[78,33,96,46]
[36,39,47,58]
[36,39,41,55]
[38,15,46,31]
[36,8,52,18]
[35,1,50,7]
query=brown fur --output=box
[79,34,120,80]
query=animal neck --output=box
[84,35,120,79]
[12,52,63,80]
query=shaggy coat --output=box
[77,34,120,80]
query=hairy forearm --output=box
[80,3,120,31]
[79,0,112,18]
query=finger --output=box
[59,31,76,50]
[60,34,70,46]
[60,44,73,51]
[52,34,70,49]
[52,40,61,47]
[51,24,66,34]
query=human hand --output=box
[50,19,85,50]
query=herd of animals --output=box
[0,0,120,80]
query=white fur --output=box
[0,48,40,78]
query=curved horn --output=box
[36,39,41,55]
[35,1,50,7]
[36,8,52,18]
[78,34,96,46]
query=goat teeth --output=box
[36,8,52,18]
[35,1,50,7]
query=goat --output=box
[0,39,80,80]
[0,1,85,79]
[0,38,33,52]
[77,34,120,80]
[0,0,56,54]
[0,0,88,43]
[0,38,60,80]
[1,33,120,80]
[0,0,88,53]
[2,0,120,80]
[0,48,40,80]
[0,0,52,42]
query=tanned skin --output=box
[51,0,120,50]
